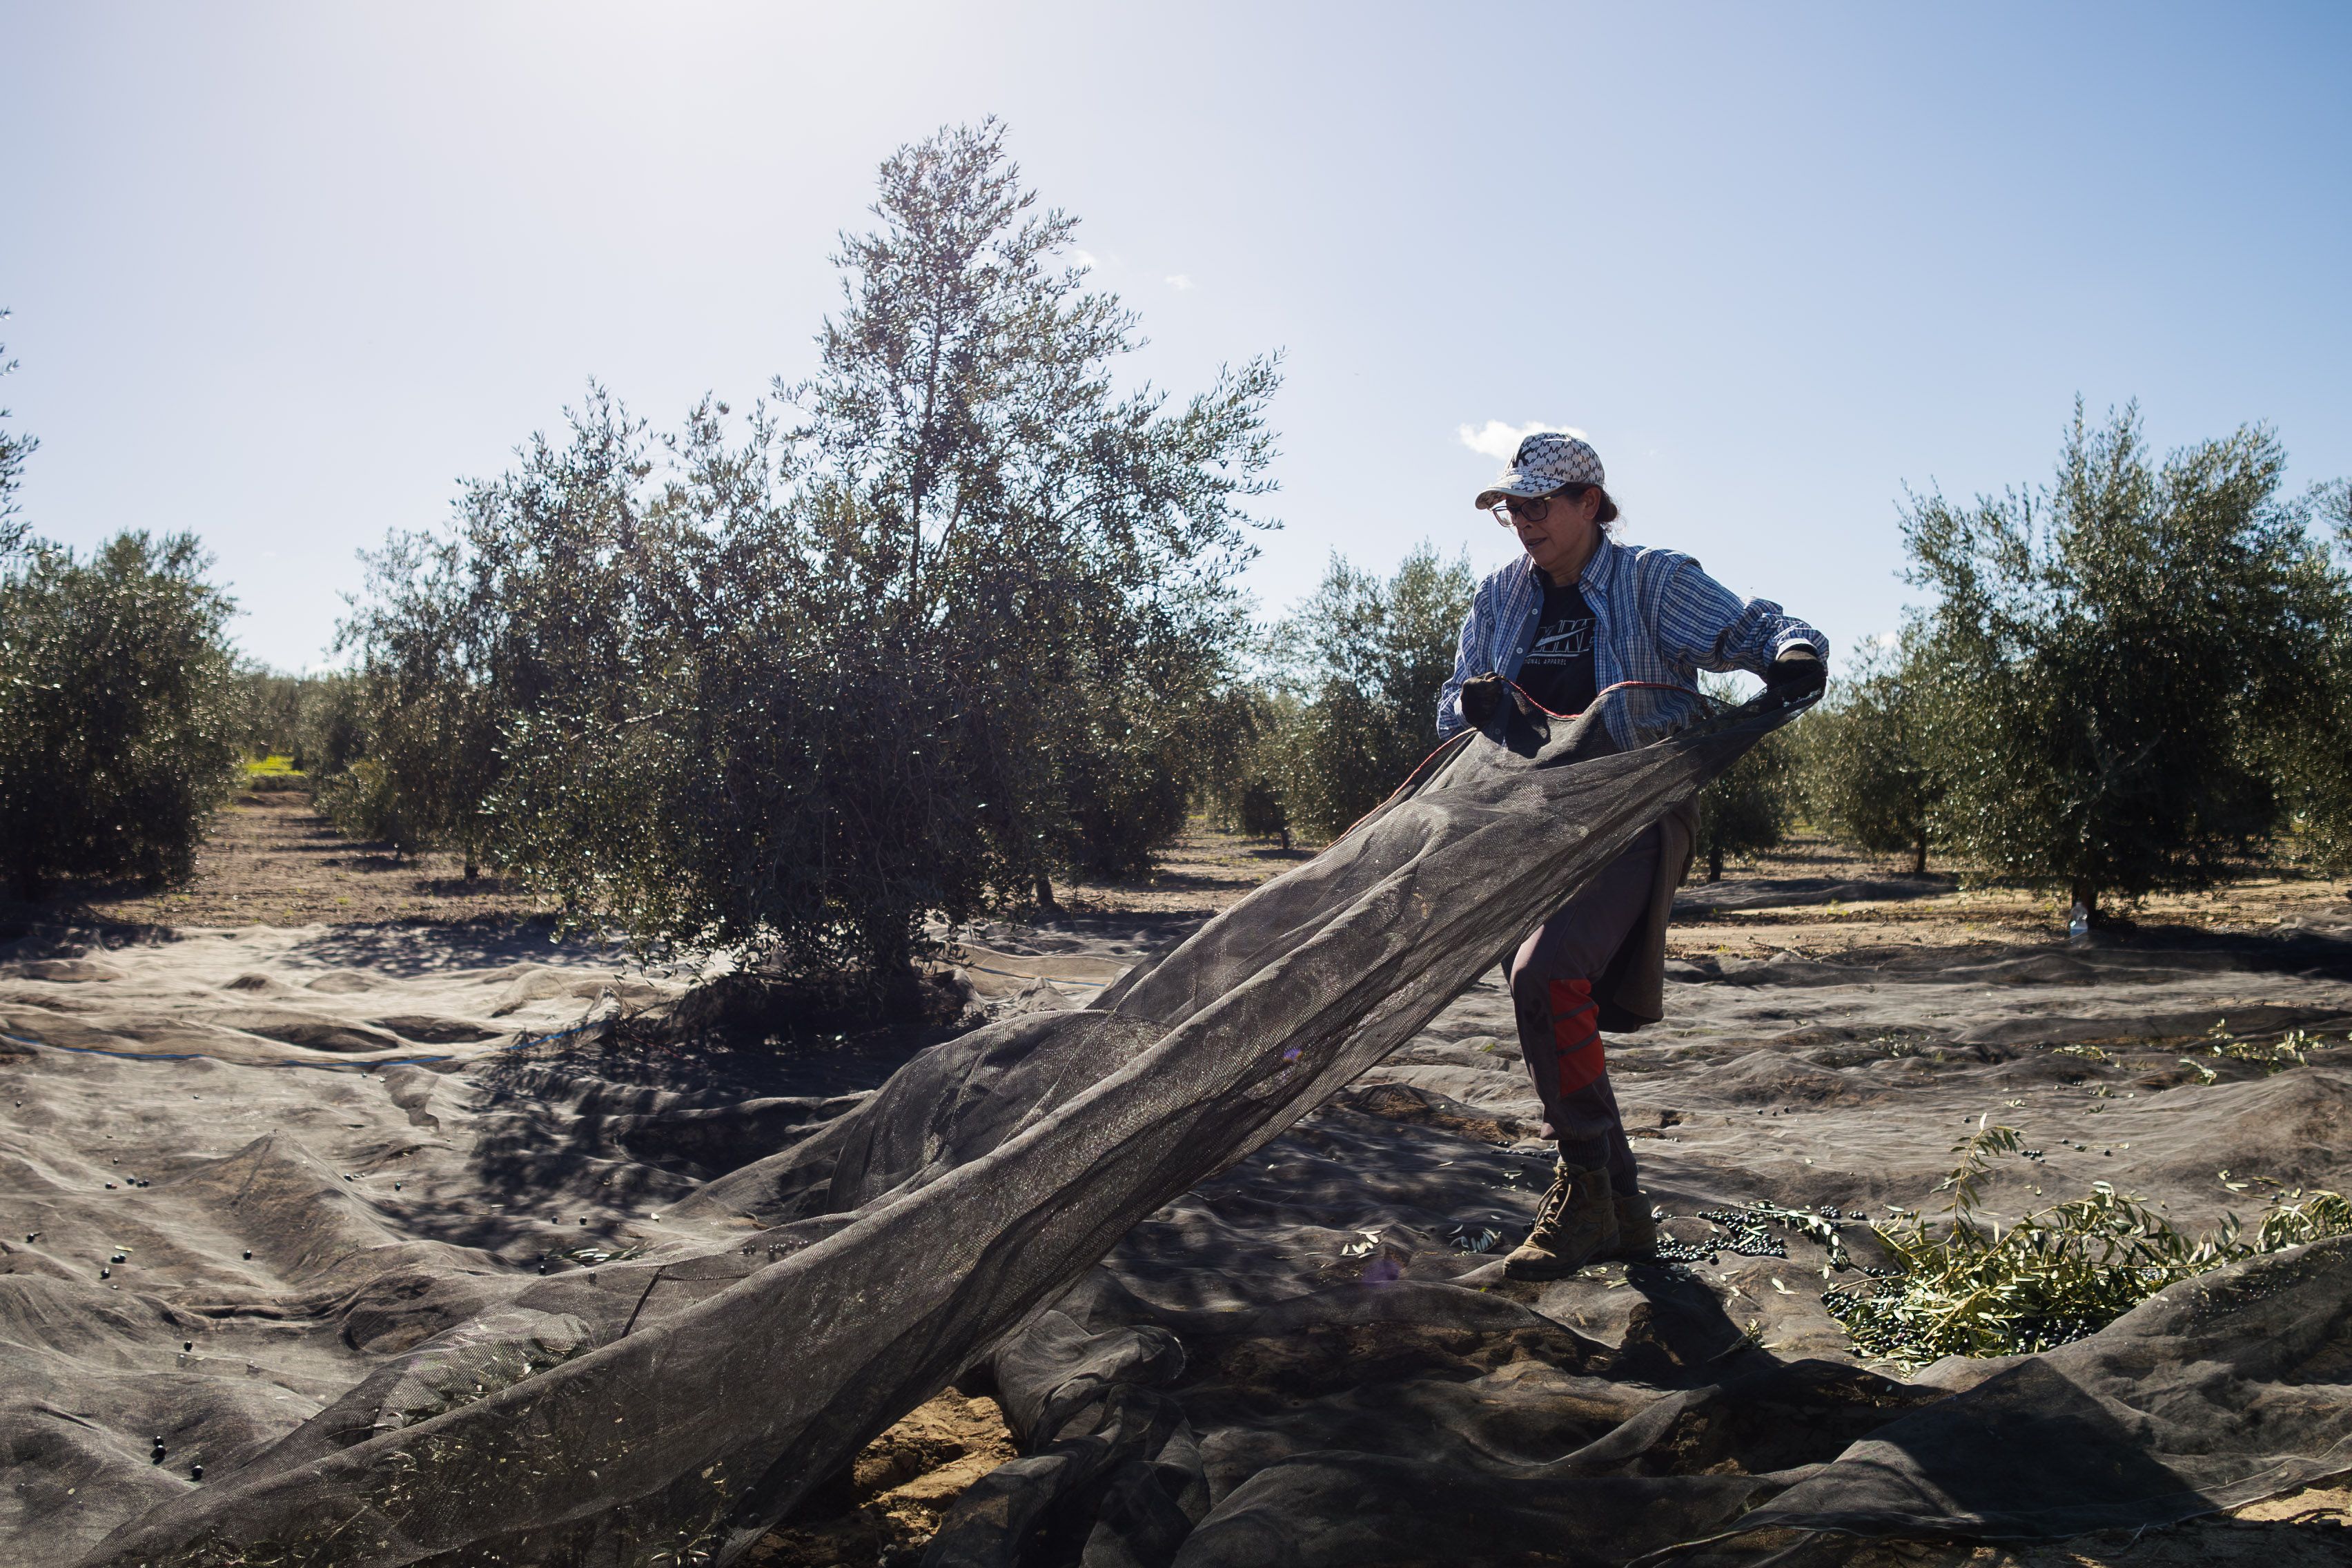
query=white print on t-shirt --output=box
[1525,614,1594,661]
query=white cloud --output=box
[1457,420,1583,461]
[1071,248,1099,272]
[1164,273,1195,291]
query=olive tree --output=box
[2270,479,2352,870]
[1692,676,1799,881]
[1199,683,1299,851]
[789,119,1272,908]
[0,532,241,897]
[351,122,1280,1011]
[1263,544,1475,841]
[1901,404,2338,917]
[0,341,242,896]
[226,669,367,776]
[1800,635,1939,874]
[326,529,507,874]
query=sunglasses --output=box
[1490,491,1558,525]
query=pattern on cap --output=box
[1477,431,1605,503]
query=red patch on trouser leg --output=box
[1548,977,1607,1093]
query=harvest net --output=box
[73,684,2352,1567]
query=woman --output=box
[1438,431,1826,1279]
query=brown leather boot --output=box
[1503,1161,1617,1280]
[1607,1193,1660,1260]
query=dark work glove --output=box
[1764,647,1827,703]
[1460,672,1507,729]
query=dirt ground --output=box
[1663,836,2352,960]
[18,787,553,930]
[748,1393,1017,1567]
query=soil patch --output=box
[749,1392,1017,1566]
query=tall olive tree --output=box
[1902,404,2338,917]
[792,119,1274,905]
[327,528,509,875]
[0,341,242,896]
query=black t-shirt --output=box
[1516,576,1598,716]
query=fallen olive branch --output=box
[1824,1130,2352,1366]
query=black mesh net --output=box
[68,685,2352,1567]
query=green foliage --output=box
[327,531,504,874]
[0,531,242,897]
[1900,404,2342,915]
[2187,1020,2324,1075]
[230,668,302,761]
[296,674,371,780]
[1052,701,1198,879]
[1825,1119,2352,1366]
[1799,635,1939,873]
[226,669,370,781]
[1692,676,1798,880]
[1237,779,1291,850]
[1259,544,1476,841]
[228,670,351,771]
[1197,684,1299,850]
[315,756,415,853]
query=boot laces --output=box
[1530,1163,1578,1238]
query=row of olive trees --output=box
[0,320,248,900]
[1219,407,2352,917]
[331,122,1277,1009]
[226,666,366,779]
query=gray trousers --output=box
[1507,825,1661,1193]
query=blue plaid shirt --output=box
[1436,536,1827,741]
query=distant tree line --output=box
[1231,404,2352,921]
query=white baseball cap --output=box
[1473,431,1606,509]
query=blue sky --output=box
[4,2,2347,672]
